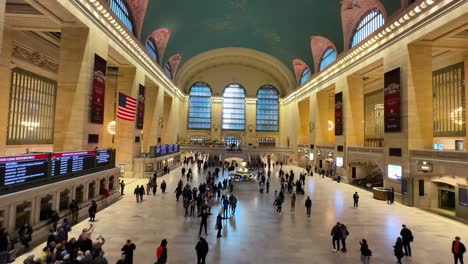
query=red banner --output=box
[335,92,343,135]
[136,84,145,129]
[384,68,401,132]
[90,55,107,124]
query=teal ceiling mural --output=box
[140,0,401,71]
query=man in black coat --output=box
[198,211,212,236]
[195,237,209,264]
[353,192,359,208]
[400,224,414,256]
[305,197,312,217]
[121,239,136,264]
[452,236,466,264]
[330,222,342,252]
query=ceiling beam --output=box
[5,13,60,31]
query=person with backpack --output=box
[400,224,413,256]
[195,237,209,264]
[155,239,168,264]
[360,239,372,264]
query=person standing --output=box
[88,200,97,222]
[134,186,140,202]
[120,180,125,195]
[18,223,33,250]
[393,237,404,264]
[266,180,270,193]
[152,180,158,196]
[161,180,167,194]
[215,213,223,238]
[400,224,413,256]
[340,223,349,252]
[353,192,359,208]
[139,185,145,202]
[359,239,372,264]
[156,239,168,264]
[305,196,312,217]
[69,200,79,225]
[195,237,209,264]
[121,240,136,264]
[330,222,342,252]
[116,253,126,264]
[183,198,190,217]
[198,211,212,236]
[452,236,466,264]
[290,193,296,212]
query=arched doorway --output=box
[348,160,383,189]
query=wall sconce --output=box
[248,124,254,133]
[309,122,314,132]
[159,114,165,128]
[213,124,220,132]
[107,121,116,135]
[328,120,334,131]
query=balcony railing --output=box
[410,149,468,162]
[348,146,384,154]
[316,145,334,150]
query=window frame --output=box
[110,0,134,34]
[299,67,311,86]
[256,85,279,132]
[350,8,385,48]
[164,62,172,79]
[188,82,212,130]
[145,38,159,63]
[222,83,246,131]
[319,47,337,71]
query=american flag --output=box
[117,92,137,121]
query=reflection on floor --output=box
[14,165,467,264]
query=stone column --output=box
[161,93,173,144]
[344,75,364,147]
[142,84,159,152]
[54,27,109,151]
[315,90,332,145]
[0,27,12,155]
[0,0,5,60]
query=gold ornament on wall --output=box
[159,114,165,128]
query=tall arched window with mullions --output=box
[256,85,279,132]
[164,62,172,79]
[222,84,246,130]
[110,0,134,34]
[300,67,311,86]
[351,8,384,48]
[145,39,158,63]
[319,48,337,71]
[188,82,212,129]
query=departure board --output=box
[96,149,112,167]
[151,144,180,157]
[51,151,96,177]
[0,154,49,186]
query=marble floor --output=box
[15,164,468,264]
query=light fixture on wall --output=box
[248,124,254,133]
[107,121,116,135]
[213,124,220,132]
[328,120,334,131]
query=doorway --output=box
[439,189,455,211]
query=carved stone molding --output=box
[12,42,59,73]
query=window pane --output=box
[351,9,384,48]
[256,86,279,131]
[188,83,212,129]
[364,90,384,147]
[300,68,311,86]
[222,84,245,130]
[145,39,158,62]
[164,63,172,79]
[110,0,134,33]
[319,48,337,71]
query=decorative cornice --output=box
[12,42,59,73]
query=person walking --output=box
[161,180,167,194]
[198,211,212,236]
[305,196,312,217]
[340,223,349,252]
[183,198,190,217]
[152,180,158,196]
[88,200,97,222]
[353,192,359,208]
[330,222,342,252]
[452,236,466,264]
[120,180,125,195]
[266,180,270,193]
[121,240,136,264]
[215,213,223,238]
[195,237,209,264]
[156,239,168,264]
[291,193,296,212]
[139,185,145,202]
[400,224,413,256]
[359,239,372,264]
[116,253,126,264]
[134,186,140,203]
[393,237,404,264]
[69,200,79,225]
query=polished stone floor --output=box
[15,164,468,264]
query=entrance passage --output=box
[439,189,455,211]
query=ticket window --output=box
[59,190,70,212]
[109,176,115,191]
[88,182,96,200]
[15,202,32,230]
[39,196,53,221]
[99,178,106,195]
[76,185,84,204]
[0,210,5,229]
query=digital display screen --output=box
[388,164,402,180]
[309,153,314,161]
[96,149,112,167]
[51,151,96,177]
[336,157,343,167]
[459,188,468,206]
[0,154,49,186]
[152,144,180,157]
[434,144,443,150]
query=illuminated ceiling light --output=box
[103,12,109,18]
[96,5,103,11]
[414,6,421,13]
[404,14,410,20]
[385,27,392,33]
[394,21,400,27]
[371,38,376,43]
[390,25,396,30]
[93,1,100,6]
[409,10,416,16]
[107,121,116,135]
[328,120,334,131]
[382,30,387,35]
[89,0,97,2]
[378,33,383,38]
[399,18,405,24]
[420,2,427,9]
[100,8,107,14]
[426,0,434,5]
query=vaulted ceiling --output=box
[140,0,401,73]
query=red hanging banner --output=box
[90,54,107,124]
[136,84,145,129]
[335,92,343,136]
[384,68,401,132]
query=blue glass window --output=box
[222,84,245,130]
[256,86,279,131]
[164,62,172,79]
[146,39,158,62]
[224,136,241,147]
[188,82,212,129]
[110,0,134,33]
[319,48,337,71]
[351,8,384,48]
[300,68,311,86]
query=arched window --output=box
[222,84,245,130]
[319,48,337,71]
[110,0,134,33]
[351,8,384,48]
[164,62,172,79]
[188,82,212,129]
[300,68,311,86]
[256,85,279,132]
[145,39,158,62]
[224,136,242,147]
